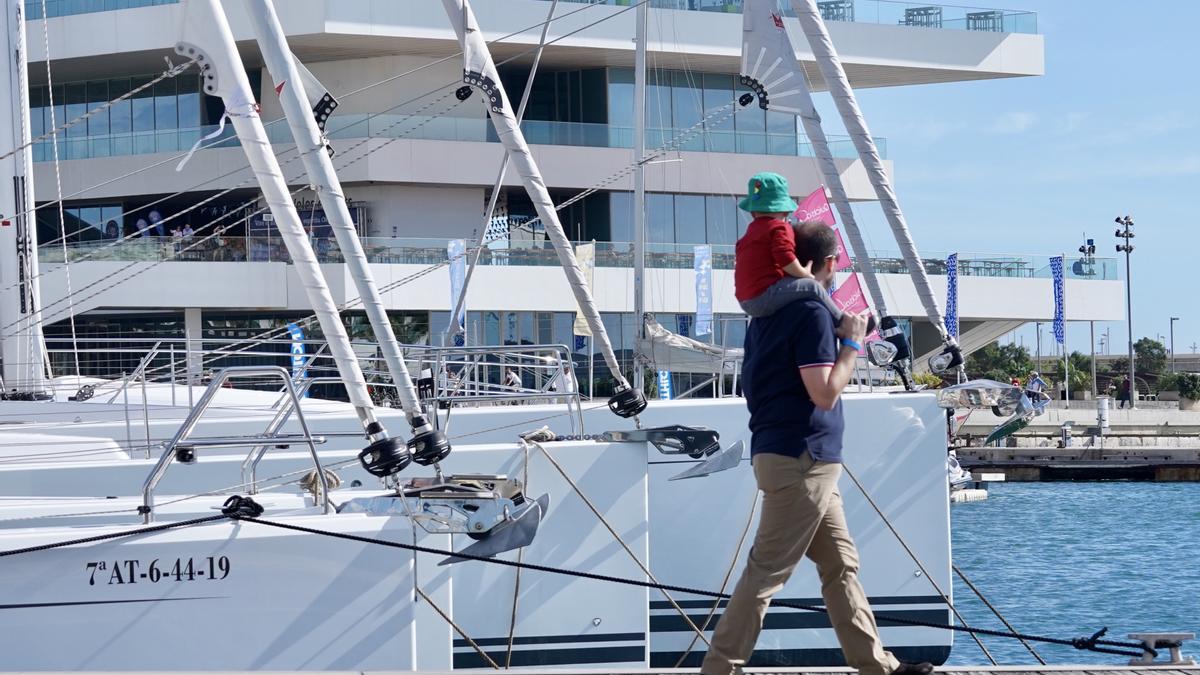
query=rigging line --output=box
[6,92,462,337]
[840,464,996,665]
[336,0,608,100]
[38,0,81,385]
[504,439,533,669]
[954,562,1047,665]
[223,513,1149,659]
[0,58,198,163]
[76,97,466,378]
[672,488,759,668]
[124,97,739,376]
[10,0,634,250]
[450,0,560,342]
[17,0,616,235]
[416,584,501,670]
[527,438,713,648]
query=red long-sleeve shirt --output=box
[734,216,797,301]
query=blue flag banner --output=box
[286,322,307,395]
[447,239,466,347]
[1051,255,1065,345]
[677,314,693,338]
[694,245,713,337]
[945,253,959,339]
[657,370,673,400]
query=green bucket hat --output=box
[737,172,798,214]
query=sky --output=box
[809,0,1200,359]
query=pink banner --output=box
[833,227,852,271]
[830,273,878,350]
[794,186,836,227]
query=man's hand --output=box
[836,310,870,343]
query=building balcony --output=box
[31,114,883,163]
[26,0,1037,35]
[547,0,1037,34]
[39,235,1118,283]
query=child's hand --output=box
[783,258,813,279]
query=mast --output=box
[244,0,435,444]
[440,0,644,417]
[631,0,648,395]
[740,0,887,317]
[0,0,46,397]
[178,0,405,456]
[445,0,559,348]
[789,0,955,350]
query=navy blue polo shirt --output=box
[742,297,845,463]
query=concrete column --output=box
[184,307,202,386]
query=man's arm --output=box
[800,311,869,411]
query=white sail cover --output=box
[441,0,629,388]
[178,0,379,425]
[788,0,950,342]
[246,0,423,423]
[740,0,887,316]
[638,315,741,375]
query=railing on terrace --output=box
[549,0,1037,34]
[39,235,1117,281]
[31,113,880,162]
[26,0,1036,35]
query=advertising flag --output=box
[946,253,959,339]
[830,273,879,350]
[447,239,466,347]
[833,227,852,271]
[694,245,713,337]
[1051,255,1065,345]
[573,242,596,337]
[794,186,836,226]
[657,369,673,401]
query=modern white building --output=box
[15,0,1121,391]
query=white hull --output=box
[0,394,952,669]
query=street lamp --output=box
[1170,317,1180,373]
[1115,215,1135,407]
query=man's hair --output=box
[792,221,839,269]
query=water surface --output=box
[948,482,1200,665]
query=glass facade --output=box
[29,70,252,161]
[610,191,750,246]
[24,0,177,20]
[608,68,798,155]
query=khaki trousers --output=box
[700,452,900,675]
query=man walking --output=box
[701,221,931,675]
[1118,375,1132,409]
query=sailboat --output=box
[1,0,1162,670]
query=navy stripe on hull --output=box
[0,596,220,610]
[453,645,645,668]
[453,632,644,648]
[653,645,953,668]
[650,595,944,610]
[651,608,952,632]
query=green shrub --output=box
[912,371,944,389]
[1176,373,1200,401]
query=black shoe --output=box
[890,662,934,675]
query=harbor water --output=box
[948,482,1200,665]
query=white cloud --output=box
[988,111,1037,134]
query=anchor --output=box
[601,426,743,480]
[352,442,547,563]
[936,379,1045,445]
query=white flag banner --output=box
[573,241,596,337]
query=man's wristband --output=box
[840,338,862,353]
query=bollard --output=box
[1097,395,1111,432]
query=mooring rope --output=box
[0,494,1153,660]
